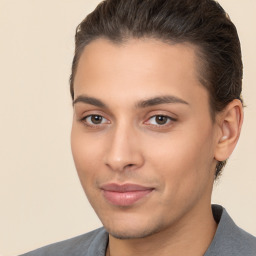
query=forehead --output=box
[75,38,199,87]
[73,38,209,113]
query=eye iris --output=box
[156,116,168,125]
[91,115,102,124]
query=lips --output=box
[100,183,154,206]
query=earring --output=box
[220,135,228,142]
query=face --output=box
[71,38,219,239]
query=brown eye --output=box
[146,115,176,126]
[90,115,103,124]
[155,116,168,125]
[83,115,108,125]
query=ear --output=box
[214,99,244,162]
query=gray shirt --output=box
[20,205,256,256]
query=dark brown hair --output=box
[70,0,243,178]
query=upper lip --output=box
[100,183,154,192]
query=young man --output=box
[21,0,256,255]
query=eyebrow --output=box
[135,95,189,108]
[73,95,189,108]
[73,95,107,108]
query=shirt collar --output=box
[86,204,242,256]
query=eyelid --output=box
[80,113,111,128]
[77,109,111,121]
[84,115,109,123]
[144,114,177,127]
[77,110,177,129]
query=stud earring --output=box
[220,135,228,142]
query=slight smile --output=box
[100,183,155,206]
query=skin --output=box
[71,38,243,256]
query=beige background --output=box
[0,0,255,255]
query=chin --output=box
[104,220,165,240]
[108,229,158,240]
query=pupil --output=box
[92,115,102,124]
[156,116,167,125]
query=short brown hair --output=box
[70,0,243,178]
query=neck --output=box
[106,204,217,256]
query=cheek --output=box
[144,132,208,172]
[143,127,215,193]
[71,126,104,185]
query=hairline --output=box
[71,35,216,122]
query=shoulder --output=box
[214,226,256,256]
[205,205,256,256]
[19,227,108,256]
[224,224,256,255]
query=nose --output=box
[104,122,144,172]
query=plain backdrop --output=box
[0,0,255,255]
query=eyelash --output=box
[80,114,177,129]
[145,115,177,127]
[81,115,110,128]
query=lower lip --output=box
[102,190,153,206]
